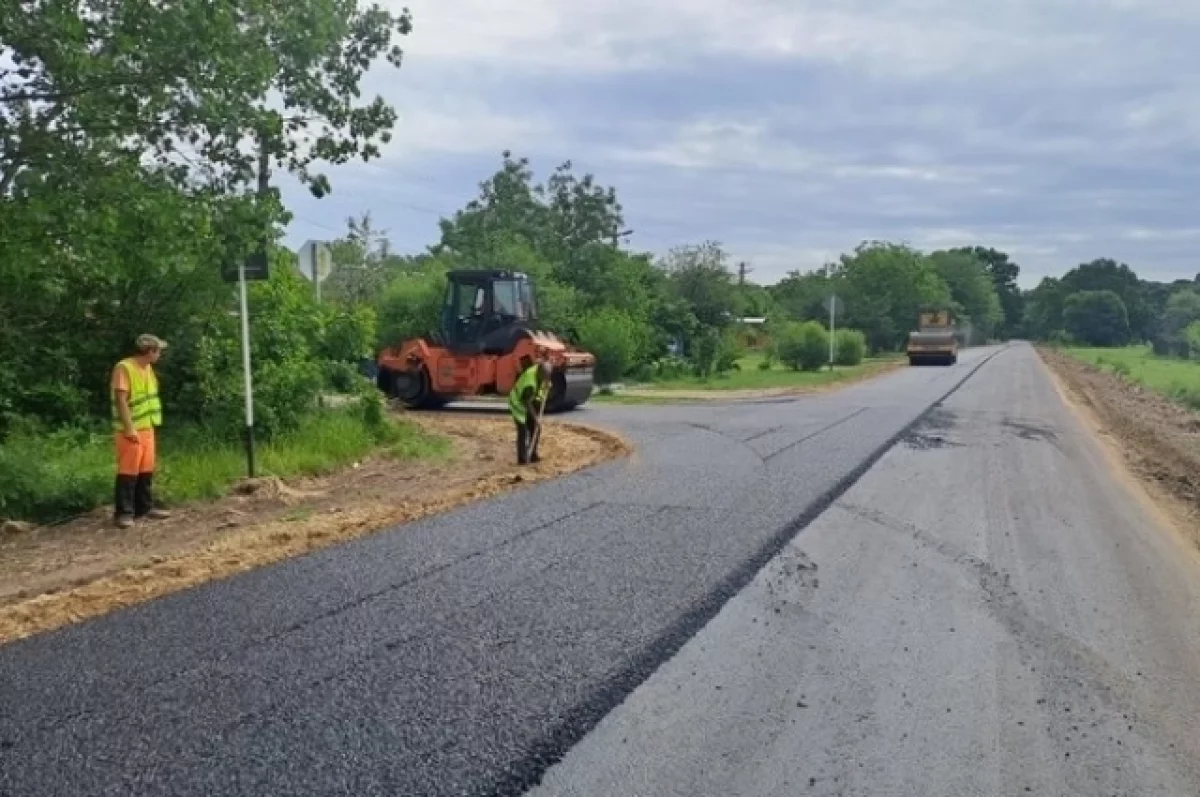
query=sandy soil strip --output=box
[1038,347,1200,553]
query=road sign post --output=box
[238,256,256,478]
[223,246,270,478]
[823,293,843,371]
[297,239,333,301]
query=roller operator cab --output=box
[375,269,596,412]
[907,309,959,366]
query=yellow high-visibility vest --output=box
[111,359,163,431]
[508,365,546,423]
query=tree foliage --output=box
[950,246,1023,339]
[0,0,411,439]
[1062,290,1131,347]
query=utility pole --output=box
[737,261,753,286]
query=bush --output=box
[188,270,326,439]
[377,269,446,348]
[628,362,655,384]
[691,328,721,378]
[1045,329,1071,348]
[775,321,829,371]
[834,329,867,366]
[714,329,744,374]
[653,355,691,380]
[576,308,647,384]
[319,304,377,364]
[1186,321,1200,360]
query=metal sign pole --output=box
[826,262,836,370]
[238,258,256,478]
[829,295,836,370]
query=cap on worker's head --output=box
[136,334,168,353]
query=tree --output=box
[2,0,413,200]
[1154,289,1200,356]
[0,0,414,436]
[1022,277,1065,340]
[770,269,831,323]
[836,241,952,352]
[660,241,739,330]
[1059,259,1150,342]
[950,246,1022,338]
[325,212,408,306]
[1062,290,1131,347]
[929,249,1004,344]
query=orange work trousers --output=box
[115,428,157,476]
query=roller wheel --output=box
[391,366,439,410]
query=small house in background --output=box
[735,317,769,350]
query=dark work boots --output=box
[114,473,171,528]
[114,475,137,528]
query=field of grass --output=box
[639,351,902,392]
[1062,345,1200,409]
[0,407,449,524]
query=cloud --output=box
[282,0,1200,288]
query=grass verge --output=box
[0,406,449,524]
[1060,345,1200,409]
[645,352,901,391]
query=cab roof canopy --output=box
[447,269,529,282]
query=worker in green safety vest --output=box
[111,334,172,528]
[509,355,550,465]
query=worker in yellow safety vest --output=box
[509,355,551,465]
[111,334,172,528]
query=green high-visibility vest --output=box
[111,358,163,431]
[508,365,546,423]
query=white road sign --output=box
[297,240,333,283]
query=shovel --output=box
[528,386,549,461]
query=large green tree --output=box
[659,241,739,330]
[1058,259,1150,342]
[836,242,952,352]
[929,249,1004,344]
[1062,290,1131,347]
[0,0,413,436]
[950,246,1022,339]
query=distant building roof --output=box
[736,317,767,325]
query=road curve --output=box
[529,343,1200,796]
[7,344,1193,796]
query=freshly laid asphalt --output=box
[5,344,1198,796]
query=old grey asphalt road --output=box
[529,343,1200,797]
[6,343,1195,796]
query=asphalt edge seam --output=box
[486,344,1012,796]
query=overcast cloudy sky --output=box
[280,0,1200,288]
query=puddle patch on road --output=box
[1001,417,1060,444]
[902,408,963,451]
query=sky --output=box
[280,0,1200,289]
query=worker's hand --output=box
[123,428,140,443]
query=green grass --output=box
[0,407,449,524]
[1062,345,1200,410]
[641,352,901,392]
